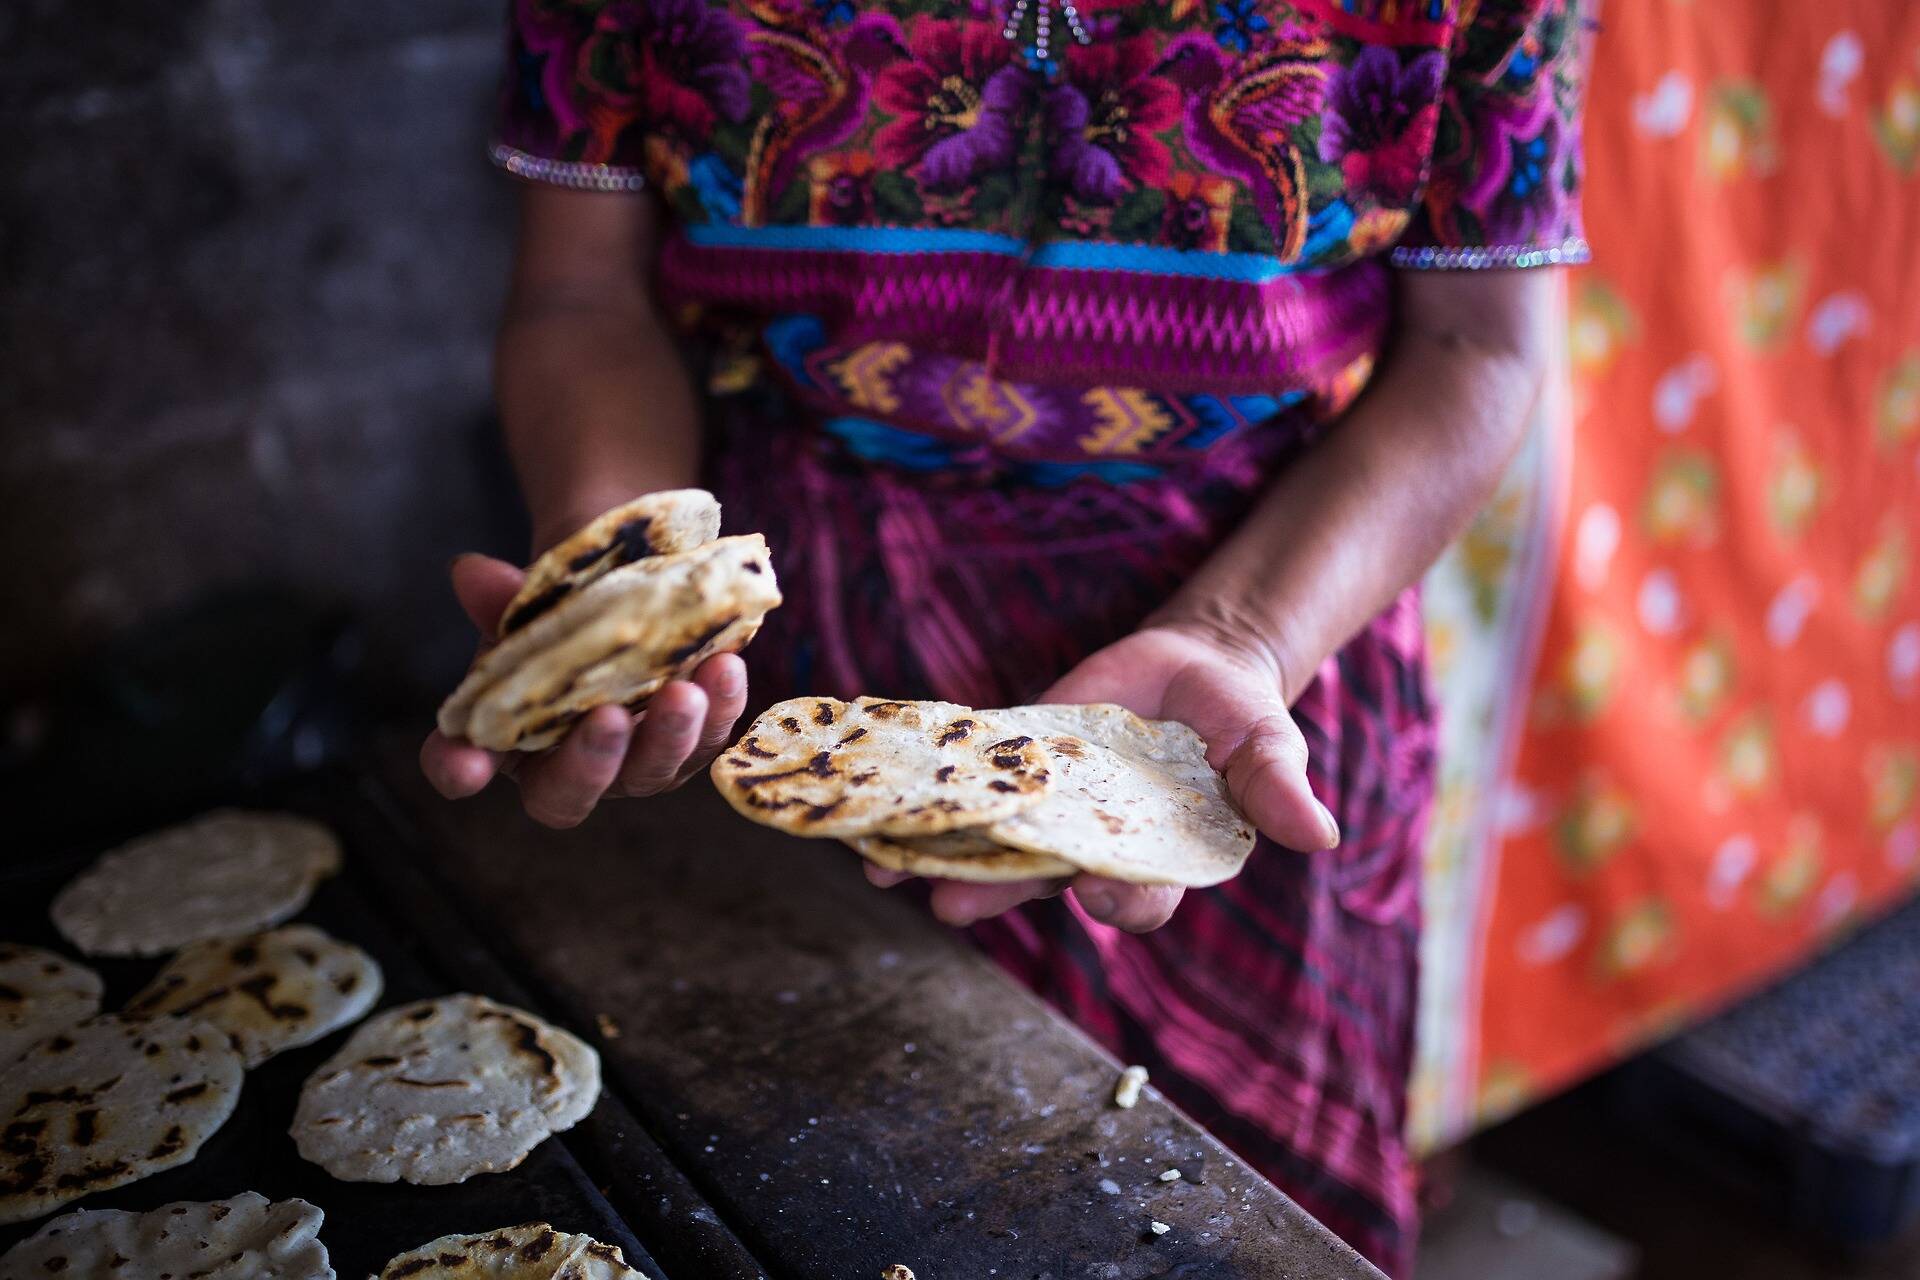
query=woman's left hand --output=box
[863,622,1340,932]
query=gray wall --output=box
[1,1,525,696]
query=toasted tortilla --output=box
[984,704,1256,887]
[0,1193,333,1279]
[373,1223,639,1278]
[0,944,102,1064]
[847,831,1078,882]
[291,994,600,1185]
[0,1015,244,1225]
[125,924,383,1067]
[49,810,341,958]
[712,697,1053,839]
[499,490,723,636]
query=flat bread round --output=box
[0,1193,333,1280]
[712,697,1054,838]
[499,489,723,636]
[0,1015,244,1225]
[291,994,600,1185]
[374,1224,640,1279]
[124,924,383,1067]
[985,704,1256,887]
[0,945,102,1064]
[50,810,342,958]
[848,832,1078,882]
[441,535,781,752]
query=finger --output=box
[1071,878,1185,932]
[927,878,1060,927]
[614,681,710,797]
[1225,715,1339,851]
[450,553,527,636]
[679,654,749,778]
[420,730,504,799]
[863,862,914,888]
[514,705,632,828]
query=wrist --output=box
[1144,594,1305,707]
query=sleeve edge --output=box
[489,141,648,193]
[1389,236,1590,271]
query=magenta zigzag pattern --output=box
[659,236,1390,396]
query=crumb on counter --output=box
[596,1012,622,1039]
[1158,1167,1182,1182]
[1113,1064,1149,1109]
[1150,1220,1171,1236]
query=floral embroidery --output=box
[873,19,1029,192]
[1048,37,1181,201]
[497,0,1586,262]
[1320,47,1444,204]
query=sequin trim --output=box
[1388,236,1591,271]
[488,142,647,192]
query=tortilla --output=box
[291,994,600,1185]
[50,810,342,958]
[124,924,383,1067]
[847,831,1078,882]
[0,1193,333,1279]
[374,1224,640,1279]
[0,1014,244,1225]
[0,944,102,1064]
[983,704,1256,887]
[711,697,1054,838]
[499,489,723,636]
[441,535,781,752]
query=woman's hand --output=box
[419,552,749,827]
[863,621,1338,933]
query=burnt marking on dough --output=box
[500,581,574,635]
[392,1078,472,1088]
[163,1082,209,1105]
[70,1108,99,1146]
[803,801,844,823]
[479,1010,560,1079]
[388,1260,439,1278]
[236,973,308,1023]
[862,701,909,719]
[812,702,836,725]
[936,765,956,782]
[666,615,737,663]
[149,1124,186,1159]
[335,973,360,994]
[229,943,259,966]
[294,946,320,965]
[743,559,765,573]
[936,719,976,745]
[361,1055,401,1067]
[52,1158,132,1190]
[0,983,20,1003]
[989,780,1020,793]
[741,737,778,759]
[1047,735,1086,758]
[838,727,868,745]
[409,1006,437,1022]
[521,1229,561,1261]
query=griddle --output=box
[0,772,758,1278]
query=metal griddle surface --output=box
[0,775,670,1277]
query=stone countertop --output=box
[376,741,1384,1280]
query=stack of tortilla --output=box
[712,698,1257,886]
[438,490,782,751]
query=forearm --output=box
[493,186,703,553]
[497,301,702,550]
[1154,269,1555,701]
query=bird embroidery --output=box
[1159,25,1331,261]
[742,14,906,224]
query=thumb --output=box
[1221,711,1339,852]
[450,553,526,636]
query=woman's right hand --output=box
[419,552,750,828]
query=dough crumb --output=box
[1113,1064,1149,1109]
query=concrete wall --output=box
[0,1,526,696]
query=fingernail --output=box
[1079,888,1116,918]
[1314,799,1341,849]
